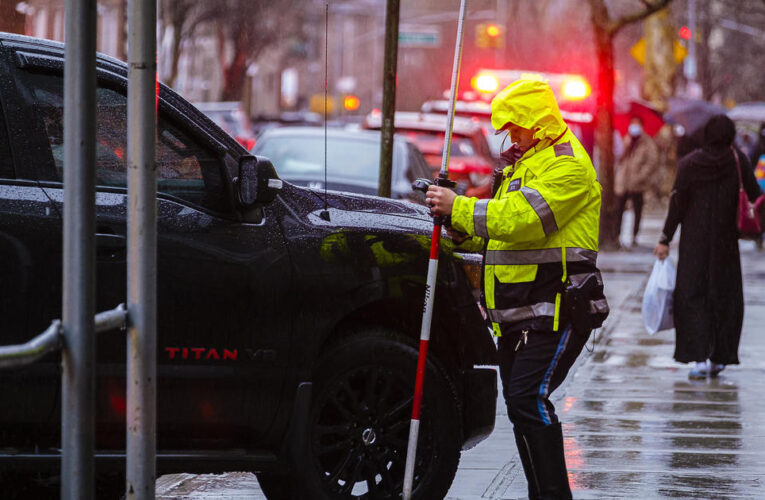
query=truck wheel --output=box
[300,330,461,500]
[256,473,292,500]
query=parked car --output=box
[363,111,495,198]
[0,33,497,499]
[251,127,432,204]
[194,101,257,150]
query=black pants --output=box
[497,326,589,430]
[615,191,644,239]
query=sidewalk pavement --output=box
[157,210,765,499]
[447,211,765,499]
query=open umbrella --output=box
[665,97,725,137]
[728,101,765,123]
[614,99,665,137]
[665,97,726,157]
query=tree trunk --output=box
[590,5,620,249]
[221,24,249,102]
[169,24,183,88]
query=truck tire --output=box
[296,329,462,500]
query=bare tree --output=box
[194,0,308,101]
[160,0,197,88]
[691,0,765,103]
[160,0,308,101]
[587,0,673,249]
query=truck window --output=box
[20,71,227,212]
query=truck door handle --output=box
[96,232,126,249]
[96,227,126,257]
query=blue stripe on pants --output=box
[537,326,572,425]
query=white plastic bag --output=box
[642,259,676,335]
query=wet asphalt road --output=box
[157,215,765,499]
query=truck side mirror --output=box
[236,155,282,207]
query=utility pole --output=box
[378,0,400,198]
[495,0,506,67]
[684,0,697,81]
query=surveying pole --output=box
[402,0,468,498]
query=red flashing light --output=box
[486,24,500,37]
[679,26,691,40]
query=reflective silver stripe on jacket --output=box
[486,247,598,266]
[589,298,610,314]
[487,302,556,323]
[569,272,603,287]
[520,186,558,236]
[473,199,490,239]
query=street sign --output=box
[630,37,647,65]
[631,37,688,66]
[399,24,441,48]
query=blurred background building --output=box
[1,0,764,119]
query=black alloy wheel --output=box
[302,330,461,500]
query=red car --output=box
[364,111,495,198]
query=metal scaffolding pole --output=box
[126,0,158,498]
[61,0,97,498]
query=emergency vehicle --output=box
[451,68,596,156]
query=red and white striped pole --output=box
[402,0,467,498]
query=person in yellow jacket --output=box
[426,79,606,500]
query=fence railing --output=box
[0,304,128,370]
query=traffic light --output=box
[476,23,505,49]
[679,26,691,40]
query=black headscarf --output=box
[682,114,741,185]
[703,114,736,152]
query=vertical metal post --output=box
[126,0,157,498]
[495,0,506,67]
[378,0,400,198]
[684,0,697,81]
[61,0,97,498]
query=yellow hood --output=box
[490,79,567,145]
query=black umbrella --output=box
[665,97,726,136]
[665,97,726,157]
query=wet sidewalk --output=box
[559,253,764,498]
[549,243,765,499]
[448,212,765,499]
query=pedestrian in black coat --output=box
[654,115,761,379]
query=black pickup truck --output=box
[0,33,497,499]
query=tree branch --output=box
[609,0,674,35]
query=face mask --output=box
[628,124,643,137]
[500,142,522,165]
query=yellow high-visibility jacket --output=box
[450,79,603,336]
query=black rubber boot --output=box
[513,426,541,499]
[522,422,573,499]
